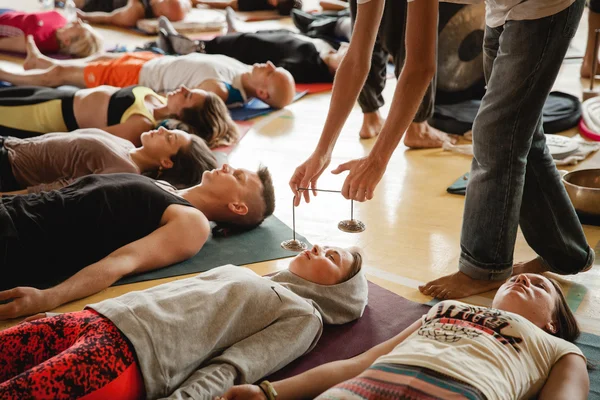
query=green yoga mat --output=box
[114,216,310,286]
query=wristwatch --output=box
[258,380,278,400]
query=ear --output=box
[227,202,249,216]
[160,158,174,170]
[256,88,269,100]
[545,321,557,334]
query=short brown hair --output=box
[212,165,275,236]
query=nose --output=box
[311,244,321,256]
[515,274,530,287]
[222,164,231,174]
[181,85,189,93]
[267,61,275,70]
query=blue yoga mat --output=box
[229,91,308,121]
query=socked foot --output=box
[581,61,600,79]
[23,35,52,70]
[419,271,506,299]
[403,121,458,149]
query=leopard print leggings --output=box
[0,309,145,400]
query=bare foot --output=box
[419,271,506,299]
[359,111,384,139]
[512,258,549,276]
[581,61,600,79]
[23,36,52,71]
[403,121,458,149]
[225,7,238,34]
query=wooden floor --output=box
[1,0,600,333]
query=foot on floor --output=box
[419,271,506,299]
[403,121,458,149]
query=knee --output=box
[43,66,66,87]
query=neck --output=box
[129,148,160,173]
[240,72,257,98]
[178,186,218,221]
[153,105,172,121]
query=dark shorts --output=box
[589,0,600,13]
[81,0,128,13]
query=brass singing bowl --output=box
[561,169,600,216]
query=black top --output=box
[204,30,334,83]
[1,174,192,288]
[107,85,140,126]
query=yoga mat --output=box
[575,333,600,400]
[230,91,307,121]
[211,120,252,155]
[114,215,310,286]
[265,281,431,381]
[295,82,333,94]
[264,281,600,400]
[136,8,226,35]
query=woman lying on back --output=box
[222,273,589,400]
[0,126,216,194]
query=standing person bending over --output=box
[0,127,216,195]
[0,38,296,109]
[75,0,192,28]
[290,0,594,298]
[222,273,589,399]
[348,0,453,143]
[0,163,274,319]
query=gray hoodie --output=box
[88,264,368,399]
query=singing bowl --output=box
[562,169,600,216]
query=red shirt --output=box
[0,11,66,53]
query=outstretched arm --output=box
[332,0,438,201]
[289,0,384,205]
[162,315,321,399]
[0,205,210,320]
[221,319,423,400]
[538,354,589,400]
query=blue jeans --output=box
[459,0,594,280]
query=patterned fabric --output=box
[316,363,486,400]
[0,309,144,400]
[0,24,23,38]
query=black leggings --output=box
[0,86,79,139]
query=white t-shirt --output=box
[138,53,249,101]
[375,300,585,400]
[357,0,575,28]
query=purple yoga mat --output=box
[265,281,432,381]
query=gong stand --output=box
[281,188,366,252]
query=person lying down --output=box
[0,164,274,320]
[0,244,368,399]
[0,126,216,195]
[222,273,589,400]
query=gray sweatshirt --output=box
[88,265,368,399]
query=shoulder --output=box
[199,79,228,101]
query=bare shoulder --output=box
[164,205,210,235]
[198,79,228,102]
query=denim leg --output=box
[519,117,595,274]
[459,0,587,280]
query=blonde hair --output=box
[59,22,103,58]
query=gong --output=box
[437,2,485,95]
